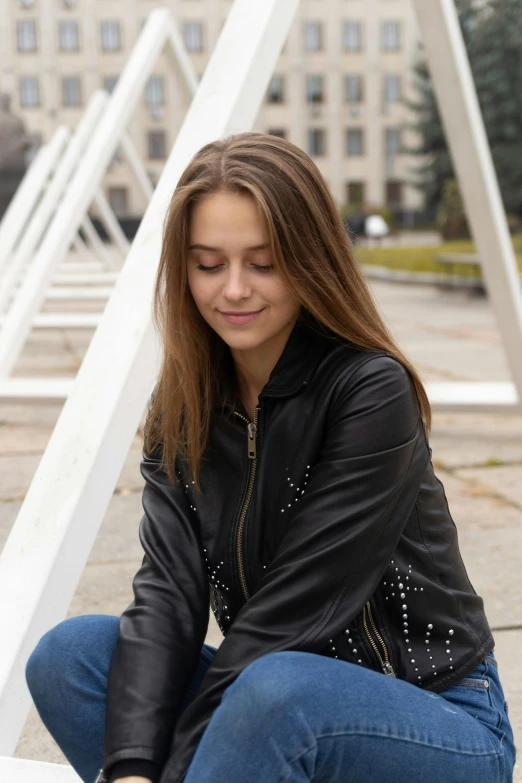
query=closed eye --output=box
[195,264,274,273]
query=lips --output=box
[219,309,264,325]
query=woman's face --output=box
[186,190,300,355]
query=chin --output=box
[219,331,268,351]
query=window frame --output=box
[19,75,40,107]
[342,20,362,53]
[346,127,364,157]
[58,19,80,52]
[308,127,326,157]
[62,75,82,107]
[147,130,167,160]
[183,20,204,53]
[16,19,38,52]
[304,21,323,53]
[100,20,122,53]
[381,20,402,52]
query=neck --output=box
[231,318,297,412]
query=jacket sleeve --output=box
[101,390,210,779]
[159,354,432,783]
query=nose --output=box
[222,265,251,302]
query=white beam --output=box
[0,0,299,755]
[58,262,107,274]
[45,286,113,300]
[426,381,521,414]
[0,94,107,313]
[0,313,101,330]
[91,190,130,260]
[411,0,522,407]
[0,9,193,380]
[0,757,80,782]
[120,132,155,202]
[70,231,98,265]
[0,378,75,403]
[52,272,119,285]
[79,214,115,271]
[0,128,70,273]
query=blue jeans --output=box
[25,614,516,783]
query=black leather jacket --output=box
[98,318,494,783]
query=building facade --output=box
[0,0,425,221]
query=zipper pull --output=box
[247,422,257,459]
[382,662,396,677]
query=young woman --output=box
[25,133,515,783]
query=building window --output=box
[342,21,362,52]
[306,75,325,103]
[384,74,401,104]
[346,128,364,156]
[100,21,121,52]
[344,74,363,103]
[108,186,128,217]
[17,20,38,51]
[148,130,166,160]
[62,76,81,106]
[58,20,79,51]
[183,21,203,52]
[308,128,326,157]
[346,181,365,206]
[386,180,403,207]
[304,21,322,52]
[267,74,284,104]
[267,128,287,139]
[381,21,401,51]
[145,75,165,117]
[103,76,118,93]
[385,127,401,156]
[19,76,40,107]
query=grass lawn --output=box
[355,237,522,278]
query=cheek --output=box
[187,273,214,308]
[265,277,298,309]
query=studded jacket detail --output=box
[98,318,494,783]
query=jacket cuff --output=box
[107,758,161,782]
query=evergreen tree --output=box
[404,0,522,217]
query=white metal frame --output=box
[0,93,109,313]
[412,0,522,413]
[0,128,71,273]
[0,0,521,779]
[0,10,196,392]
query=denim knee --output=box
[223,651,301,717]
[25,617,76,703]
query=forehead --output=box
[189,191,266,244]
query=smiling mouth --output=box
[220,310,263,316]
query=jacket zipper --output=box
[363,599,396,676]
[232,408,395,676]
[233,405,260,601]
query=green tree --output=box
[404,0,522,217]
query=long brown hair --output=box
[145,132,432,491]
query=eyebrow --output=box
[188,243,269,252]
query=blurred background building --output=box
[0,0,427,227]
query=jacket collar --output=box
[259,311,341,399]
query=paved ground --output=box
[1,273,520,779]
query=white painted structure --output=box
[0,93,109,313]
[413,0,522,414]
[0,128,71,273]
[0,8,198,397]
[0,0,521,780]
